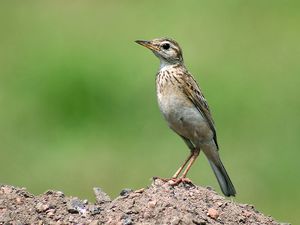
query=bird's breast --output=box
[156,82,212,142]
[156,72,213,143]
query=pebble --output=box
[147,200,157,208]
[143,211,151,219]
[89,205,101,215]
[216,201,223,207]
[212,195,225,200]
[238,215,246,223]
[15,197,22,204]
[121,214,133,225]
[120,188,133,196]
[67,198,86,214]
[134,188,145,194]
[242,210,252,217]
[153,178,166,186]
[47,209,55,217]
[56,191,65,197]
[93,187,111,204]
[44,190,65,198]
[206,186,214,191]
[68,215,75,222]
[170,216,181,225]
[1,187,12,194]
[123,217,133,225]
[207,208,219,219]
[35,202,50,212]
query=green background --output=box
[0,1,299,224]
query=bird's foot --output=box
[169,177,193,186]
[153,176,193,186]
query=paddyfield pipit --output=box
[135,38,236,197]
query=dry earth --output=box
[0,179,290,225]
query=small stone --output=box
[207,208,219,219]
[134,188,145,194]
[16,187,33,198]
[206,186,214,191]
[45,190,54,195]
[93,187,111,204]
[67,198,86,214]
[89,205,101,215]
[56,191,65,197]
[216,201,223,207]
[44,190,65,197]
[242,210,252,217]
[212,195,225,201]
[68,215,75,222]
[123,217,133,225]
[147,200,157,208]
[47,209,55,217]
[36,202,50,212]
[238,215,246,223]
[143,211,151,219]
[121,214,133,225]
[16,197,22,204]
[170,217,181,225]
[1,187,12,194]
[120,188,133,196]
[152,177,165,186]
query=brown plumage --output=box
[136,38,236,197]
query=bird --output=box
[135,37,236,197]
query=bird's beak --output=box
[135,40,159,52]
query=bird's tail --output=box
[208,158,236,197]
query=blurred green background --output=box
[0,1,299,224]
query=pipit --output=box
[135,38,236,197]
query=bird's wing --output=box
[181,72,219,149]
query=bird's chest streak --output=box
[156,79,209,142]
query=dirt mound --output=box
[0,179,289,225]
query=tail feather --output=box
[208,159,236,197]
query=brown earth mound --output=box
[0,179,289,225]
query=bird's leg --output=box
[169,150,200,186]
[181,150,200,178]
[153,151,194,183]
[172,151,194,179]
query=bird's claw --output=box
[153,176,193,186]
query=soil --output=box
[0,179,289,225]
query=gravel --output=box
[0,180,290,225]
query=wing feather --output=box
[181,73,219,149]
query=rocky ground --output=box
[0,179,289,225]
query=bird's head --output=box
[135,38,183,67]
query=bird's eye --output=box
[162,43,170,50]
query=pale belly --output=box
[157,91,213,145]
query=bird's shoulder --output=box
[167,66,211,112]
